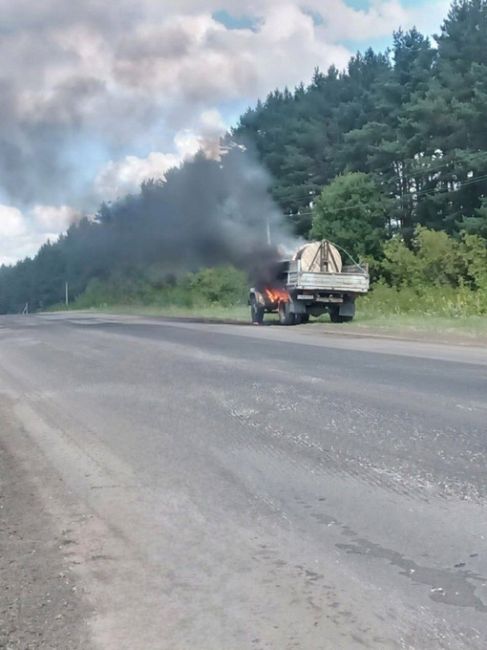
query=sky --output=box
[0,0,451,265]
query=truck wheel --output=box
[250,298,264,325]
[278,301,295,325]
[300,314,310,324]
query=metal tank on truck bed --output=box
[249,240,369,325]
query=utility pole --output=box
[266,217,272,246]
[65,281,69,307]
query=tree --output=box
[461,198,487,237]
[398,1,487,233]
[3,0,487,313]
[311,172,392,260]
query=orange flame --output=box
[264,287,290,303]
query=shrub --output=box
[362,281,487,318]
[72,266,248,310]
[381,226,487,291]
[186,266,248,307]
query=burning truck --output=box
[249,240,369,325]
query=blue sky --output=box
[213,0,448,131]
[343,0,444,49]
[213,1,446,51]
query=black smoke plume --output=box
[79,144,296,286]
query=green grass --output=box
[342,283,487,341]
[49,271,487,344]
[51,301,252,322]
[83,303,252,321]
[339,312,487,341]
[53,301,487,343]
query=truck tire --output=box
[278,301,295,325]
[250,298,264,325]
[299,314,310,324]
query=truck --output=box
[249,239,369,325]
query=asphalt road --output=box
[1,313,486,650]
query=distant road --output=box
[1,313,486,649]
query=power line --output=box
[350,161,484,197]
[405,172,487,201]
[275,151,487,206]
[281,170,487,218]
[382,150,487,181]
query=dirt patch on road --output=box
[0,422,93,649]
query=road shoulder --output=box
[0,398,93,650]
[42,308,487,348]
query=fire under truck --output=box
[249,240,369,325]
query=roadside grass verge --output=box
[68,303,252,322]
[50,300,487,343]
[47,274,487,343]
[338,313,487,342]
[343,284,487,341]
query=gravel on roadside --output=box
[0,437,93,650]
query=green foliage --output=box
[2,0,487,318]
[380,237,421,287]
[461,197,487,237]
[71,267,248,311]
[459,231,487,288]
[379,228,487,314]
[184,267,248,307]
[234,1,487,238]
[361,281,487,318]
[311,172,392,259]
[413,228,466,286]
[382,227,487,286]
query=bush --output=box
[72,266,248,310]
[362,281,487,318]
[381,226,487,292]
[185,266,248,307]
[69,229,487,321]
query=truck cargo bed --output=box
[286,270,369,294]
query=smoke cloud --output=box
[0,0,440,267]
[0,0,353,210]
[80,144,297,285]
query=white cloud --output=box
[95,152,182,201]
[304,0,450,42]
[31,204,80,231]
[0,0,449,264]
[0,203,79,266]
[0,232,56,267]
[95,108,228,200]
[0,205,26,238]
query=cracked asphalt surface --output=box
[0,313,486,649]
